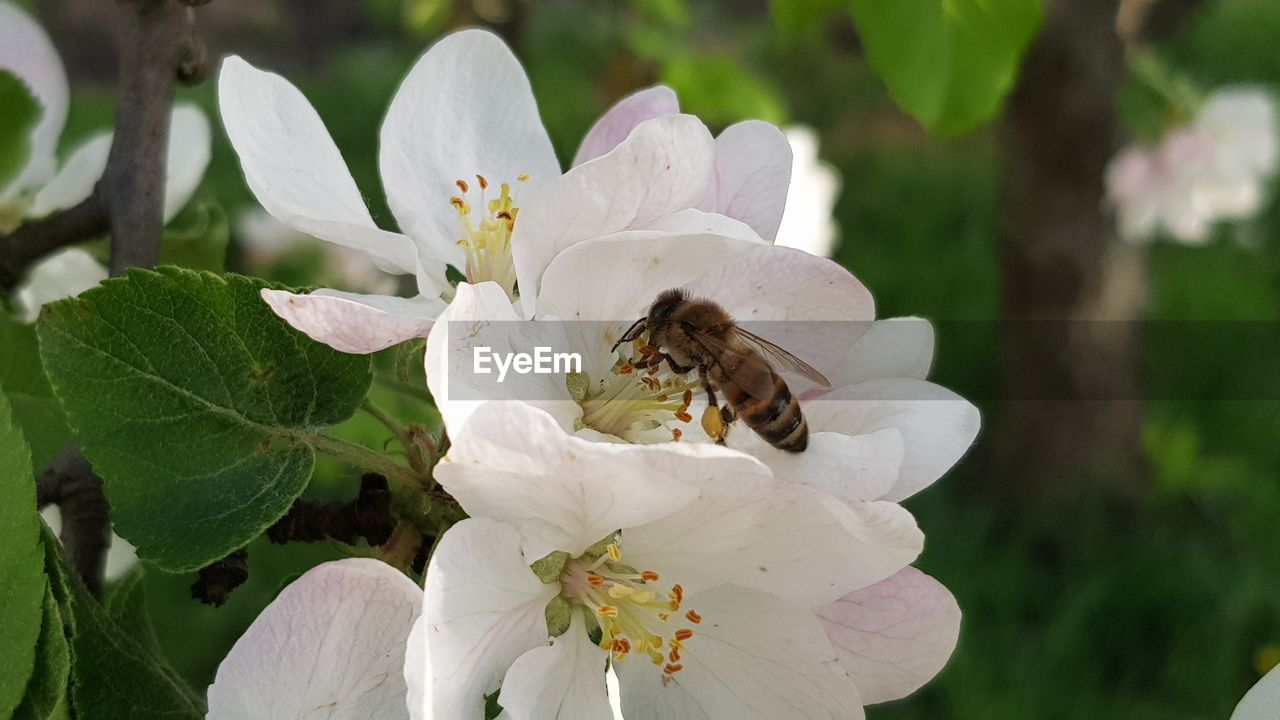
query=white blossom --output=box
[1233,663,1280,720]
[406,401,929,719]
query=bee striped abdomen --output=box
[725,369,809,453]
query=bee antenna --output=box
[613,317,647,352]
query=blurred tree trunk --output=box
[993,0,1149,510]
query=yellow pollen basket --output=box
[451,173,528,300]
[563,542,700,679]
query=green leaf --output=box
[0,317,73,472]
[37,525,204,719]
[104,567,162,656]
[12,582,71,720]
[0,69,43,190]
[849,0,1043,135]
[37,267,373,571]
[0,391,47,718]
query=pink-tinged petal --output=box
[261,288,441,354]
[572,85,679,167]
[27,132,111,218]
[162,103,211,222]
[513,114,715,317]
[804,379,980,502]
[498,611,613,720]
[0,2,68,199]
[615,585,864,720]
[218,56,431,285]
[437,401,762,560]
[206,558,421,720]
[423,519,559,720]
[815,567,961,704]
[697,120,792,242]
[623,474,922,608]
[380,29,559,275]
[728,427,905,501]
[1234,664,1280,720]
[682,245,876,390]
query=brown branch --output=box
[11,0,209,596]
[0,0,207,289]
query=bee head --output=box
[648,288,685,328]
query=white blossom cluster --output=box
[205,29,979,719]
[1106,87,1278,245]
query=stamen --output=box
[456,179,469,193]
[476,174,489,190]
[685,610,702,624]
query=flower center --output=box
[560,541,700,679]
[572,340,700,444]
[450,173,529,301]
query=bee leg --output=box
[718,404,737,445]
[698,369,730,446]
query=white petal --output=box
[261,288,442,354]
[730,427,905,501]
[682,245,875,390]
[815,567,960,704]
[775,126,841,257]
[513,114,715,317]
[0,2,68,198]
[405,608,432,720]
[824,317,935,387]
[615,585,864,720]
[217,56,428,283]
[536,230,763,324]
[424,519,559,720]
[622,474,923,608]
[696,120,792,243]
[498,611,613,720]
[437,401,764,559]
[424,281,581,436]
[1234,664,1280,720]
[380,28,559,273]
[804,379,980,502]
[27,132,111,218]
[207,558,422,720]
[572,85,679,167]
[162,103,211,222]
[14,247,107,323]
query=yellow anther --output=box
[597,605,619,618]
[608,584,635,599]
[517,173,531,182]
[606,543,622,562]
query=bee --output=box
[612,288,830,452]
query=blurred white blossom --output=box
[775,126,842,258]
[1106,87,1278,244]
[235,207,399,295]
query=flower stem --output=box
[307,432,420,488]
[361,398,412,446]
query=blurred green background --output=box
[23,0,1280,717]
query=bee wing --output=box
[680,325,777,401]
[727,326,832,387]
